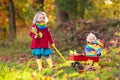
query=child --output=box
[30,11,55,70]
[84,33,104,56]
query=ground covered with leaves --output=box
[0,46,120,80]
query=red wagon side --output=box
[69,55,100,62]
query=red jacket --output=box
[30,24,54,49]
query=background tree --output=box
[56,0,69,26]
[56,0,88,26]
[36,0,44,11]
[0,0,120,41]
[9,0,16,41]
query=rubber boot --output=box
[36,59,42,70]
[46,57,53,68]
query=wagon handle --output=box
[52,45,67,62]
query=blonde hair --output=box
[33,11,48,24]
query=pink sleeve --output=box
[47,28,54,44]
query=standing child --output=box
[30,11,55,70]
[84,33,104,56]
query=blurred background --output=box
[0,0,120,59]
[0,0,120,79]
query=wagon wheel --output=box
[71,62,84,70]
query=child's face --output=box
[36,13,45,22]
[87,36,96,43]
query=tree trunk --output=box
[9,0,16,41]
[56,1,69,26]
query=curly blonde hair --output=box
[33,11,48,24]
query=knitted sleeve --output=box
[85,43,101,53]
[94,39,104,47]
[46,27,54,45]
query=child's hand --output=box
[34,34,38,39]
[52,43,55,48]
